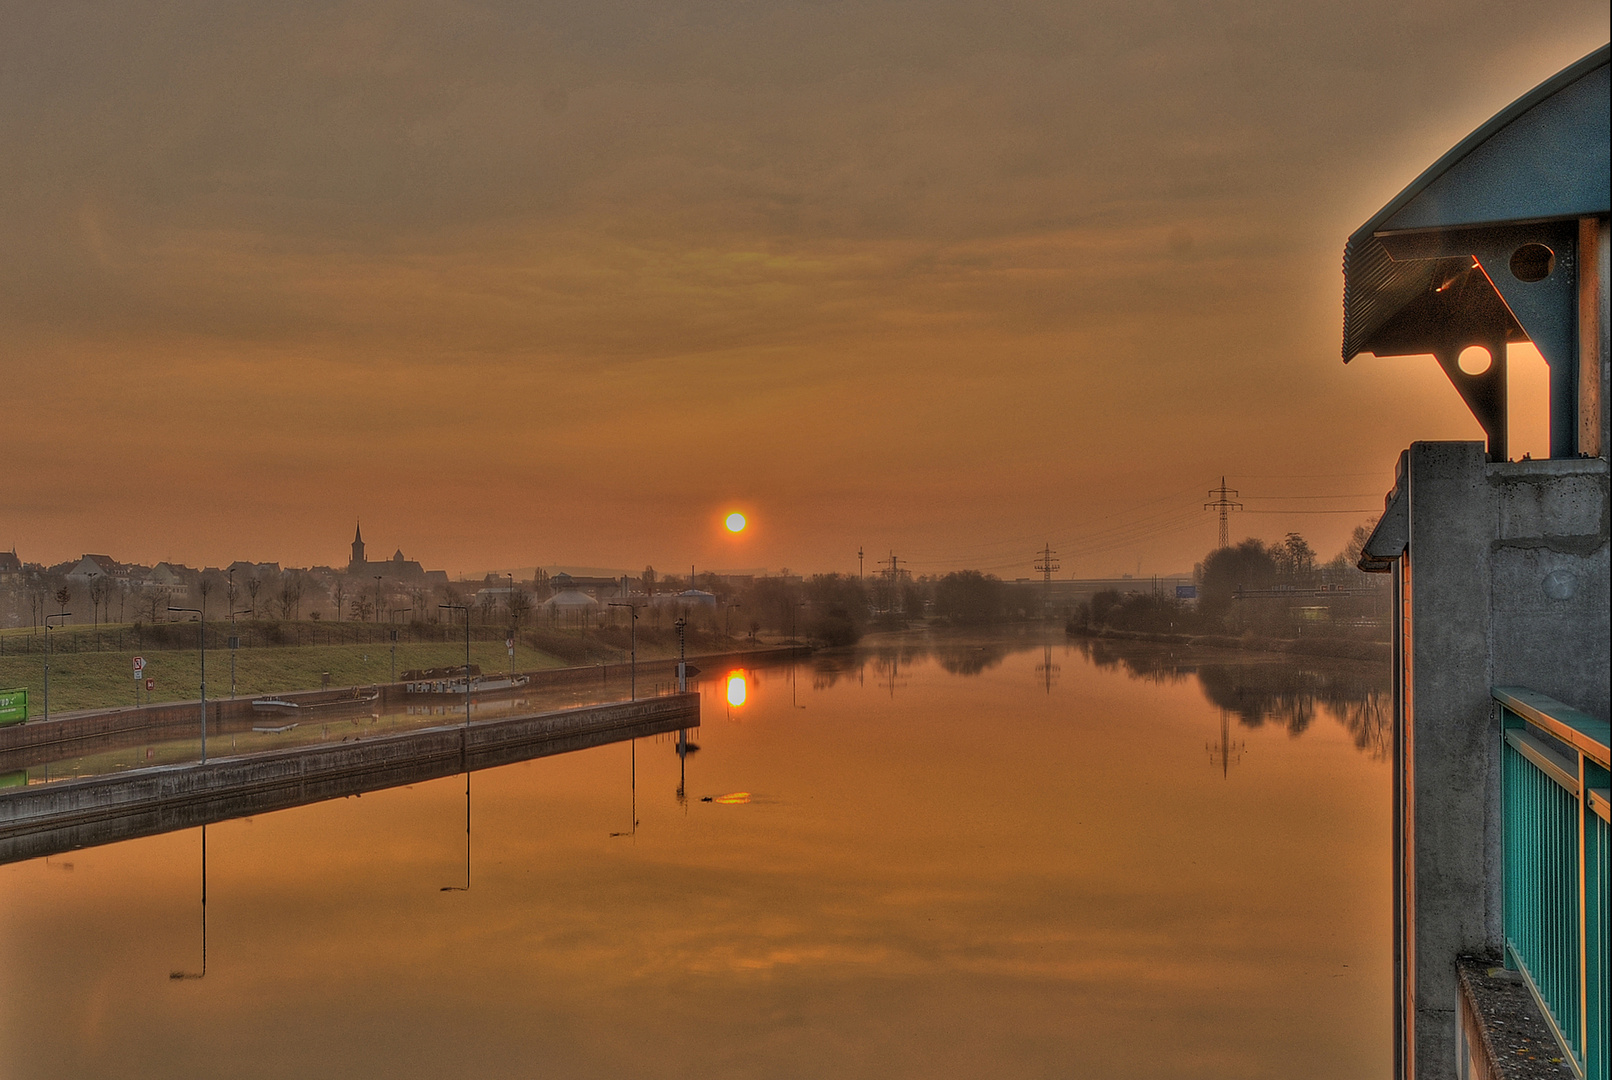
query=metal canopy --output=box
[1342,45,1610,460]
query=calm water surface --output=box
[0,633,1391,1079]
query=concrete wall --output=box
[1395,441,1610,1079]
[0,693,699,865]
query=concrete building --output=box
[1345,46,1609,1079]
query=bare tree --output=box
[332,579,347,621]
[279,574,304,620]
[245,575,263,614]
[54,585,70,612]
[642,566,657,596]
[508,588,532,626]
[89,577,112,626]
[139,587,168,624]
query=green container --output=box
[0,687,26,726]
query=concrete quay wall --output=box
[0,693,699,865]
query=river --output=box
[0,631,1391,1079]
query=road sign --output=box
[145,678,155,692]
[133,655,146,679]
[0,688,27,726]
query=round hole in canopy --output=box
[1457,345,1492,376]
[1509,243,1554,283]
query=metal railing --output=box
[1497,687,1609,1079]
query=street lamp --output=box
[169,825,207,980]
[674,617,687,692]
[440,771,471,893]
[438,603,471,766]
[228,607,252,699]
[168,605,208,761]
[389,607,411,684]
[792,602,807,710]
[43,611,71,722]
[607,601,642,700]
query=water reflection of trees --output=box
[1068,640,1391,760]
[809,635,1391,761]
[811,639,1011,689]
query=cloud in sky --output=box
[1,1,1605,575]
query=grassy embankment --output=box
[0,620,743,716]
[0,639,568,716]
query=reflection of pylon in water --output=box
[874,653,908,698]
[1035,641,1060,694]
[1206,709,1245,777]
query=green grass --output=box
[0,619,742,716]
[0,640,570,716]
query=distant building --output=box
[345,523,446,583]
[547,572,625,599]
[64,554,119,584]
[143,563,190,588]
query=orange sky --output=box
[1,4,1605,578]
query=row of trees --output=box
[1068,523,1389,639]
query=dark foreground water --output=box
[0,633,1391,1079]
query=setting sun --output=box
[725,512,747,533]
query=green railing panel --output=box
[1587,804,1607,1080]
[1503,731,1581,1054]
[1499,692,1609,1078]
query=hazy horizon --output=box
[3,3,1605,579]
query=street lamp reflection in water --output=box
[169,826,206,980]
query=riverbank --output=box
[0,623,766,714]
[1066,626,1391,664]
[0,644,808,760]
[0,693,700,865]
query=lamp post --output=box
[674,617,687,692]
[439,603,471,765]
[440,771,471,893]
[228,607,252,699]
[792,602,807,709]
[43,611,71,722]
[169,825,207,980]
[169,605,207,761]
[607,601,642,700]
[389,608,410,683]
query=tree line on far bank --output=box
[1066,524,1389,641]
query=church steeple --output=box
[351,522,366,569]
